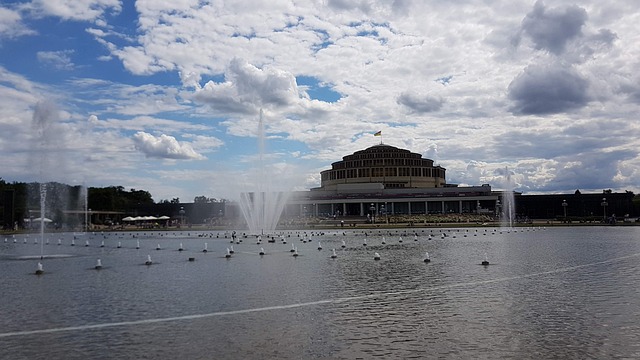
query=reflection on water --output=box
[1,227,640,359]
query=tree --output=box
[194,196,209,203]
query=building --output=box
[279,144,637,222]
[320,144,447,190]
[516,190,636,221]
[286,144,499,218]
[54,144,631,225]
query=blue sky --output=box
[1,0,639,202]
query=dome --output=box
[319,144,446,190]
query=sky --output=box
[1,0,639,203]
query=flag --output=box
[374,130,382,136]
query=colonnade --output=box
[290,198,499,217]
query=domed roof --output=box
[320,143,446,190]
[343,144,421,161]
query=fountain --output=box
[81,183,89,233]
[35,262,44,275]
[38,183,46,260]
[500,167,516,229]
[28,100,85,266]
[237,110,292,235]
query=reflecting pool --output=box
[1,226,640,359]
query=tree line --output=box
[0,178,154,228]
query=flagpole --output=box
[374,130,383,144]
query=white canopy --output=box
[123,215,165,222]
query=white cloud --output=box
[37,50,75,70]
[69,79,190,116]
[0,6,35,39]
[24,0,121,21]
[2,1,640,200]
[182,134,224,154]
[191,58,301,115]
[132,131,205,160]
[396,91,443,114]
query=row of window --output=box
[347,151,421,160]
[321,167,445,181]
[333,158,434,169]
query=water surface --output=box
[1,227,639,359]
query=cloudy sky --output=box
[1,0,639,202]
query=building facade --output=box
[280,144,637,221]
[320,144,446,190]
[287,144,499,218]
[516,191,636,221]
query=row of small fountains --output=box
[25,238,499,276]
[4,225,536,247]
[32,247,439,275]
[5,225,539,244]
[7,227,545,275]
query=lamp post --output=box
[88,208,92,231]
[600,198,608,222]
[370,203,375,223]
[380,204,386,224]
[562,200,568,222]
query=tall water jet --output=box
[30,101,60,261]
[28,100,91,241]
[237,110,291,235]
[82,183,89,233]
[500,167,516,229]
[38,183,46,259]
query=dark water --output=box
[1,227,639,359]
